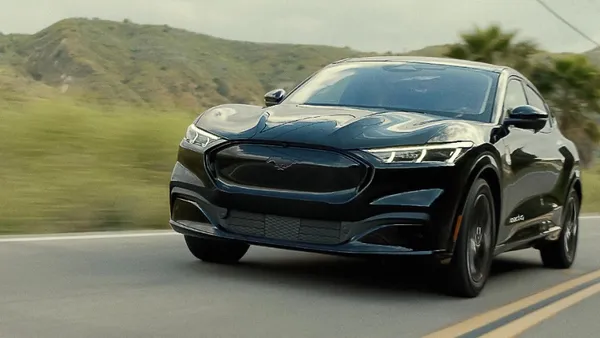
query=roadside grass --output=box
[0,99,599,234]
[0,99,194,234]
[582,165,600,214]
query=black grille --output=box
[220,210,343,245]
[210,144,367,193]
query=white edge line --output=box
[0,231,179,243]
[580,215,600,219]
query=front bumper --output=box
[170,221,441,257]
[169,186,444,257]
[169,140,469,258]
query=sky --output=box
[0,0,598,54]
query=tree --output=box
[530,55,600,166]
[445,24,600,167]
[444,24,539,72]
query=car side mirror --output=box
[264,88,286,107]
[503,105,548,131]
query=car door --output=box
[496,77,556,245]
[522,82,566,219]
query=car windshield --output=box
[283,61,500,122]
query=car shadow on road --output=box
[183,250,544,299]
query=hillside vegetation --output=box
[0,18,369,110]
[2,18,600,111]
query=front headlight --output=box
[364,141,473,164]
[184,124,221,148]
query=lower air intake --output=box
[171,198,210,224]
[220,210,343,245]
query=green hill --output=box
[2,18,600,111]
[0,18,369,110]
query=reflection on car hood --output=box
[195,103,491,149]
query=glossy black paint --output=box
[169,56,582,261]
[193,103,490,150]
[213,144,369,194]
[504,104,549,131]
[264,88,286,107]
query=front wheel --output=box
[445,178,497,298]
[539,189,580,269]
[184,235,250,264]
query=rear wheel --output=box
[445,178,497,298]
[540,189,580,269]
[184,235,250,264]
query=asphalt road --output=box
[520,291,600,338]
[1,217,600,338]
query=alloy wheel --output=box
[466,193,493,284]
[563,197,579,262]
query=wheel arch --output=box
[446,146,503,253]
[567,170,582,218]
[562,163,582,205]
[573,180,582,205]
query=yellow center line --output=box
[423,269,600,338]
[481,282,600,338]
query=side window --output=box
[503,79,528,118]
[524,86,547,112]
[524,85,554,127]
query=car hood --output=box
[195,103,492,149]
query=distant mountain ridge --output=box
[0,18,598,111]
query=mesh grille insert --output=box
[220,210,343,245]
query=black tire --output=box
[540,189,580,269]
[445,178,497,298]
[184,235,250,264]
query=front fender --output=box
[444,148,503,256]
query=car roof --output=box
[334,56,509,73]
